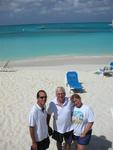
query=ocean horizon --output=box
[0,22,113,61]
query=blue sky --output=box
[0,0,113,25]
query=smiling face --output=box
[37,90,47,108]
[73,98,82,108]
[71,94,82,108]
[56,87,66,104]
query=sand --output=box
[0,56,113,150]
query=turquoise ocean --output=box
[0,22,113,60]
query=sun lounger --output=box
[110,62,113,67]
[0,60,16,72]
[66,71,84,93]
[110,62,113,70]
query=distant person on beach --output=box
[71,94,94,150]
[29,90,50,150]
[47,86,73,150]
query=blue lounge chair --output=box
[110,62,113,66]
[110,62,113,70]
[66,71,84,92]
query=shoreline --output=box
[0,55,113,67]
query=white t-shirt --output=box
[29,104,48,142]
[72,104,94,136]
[47,97,73,133]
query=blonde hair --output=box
[71,93,81,100]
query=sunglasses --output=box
[39,96,47,99]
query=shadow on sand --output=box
[71,135,112,150]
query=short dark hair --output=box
[37,90,47,99]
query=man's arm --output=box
[29,127,37,150]
[47,114,51,126]
[47,114,53,136]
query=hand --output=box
[80,132,86,138]
[31,142,37,150]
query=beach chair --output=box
[110,62,113,70]
[102,63,113,77]
[66,71,84,93]
[0,60,16,72]
[110,62,113,66]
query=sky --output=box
[0,0,113,25]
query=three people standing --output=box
[29,87,94,150]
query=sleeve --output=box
[87,106,94,123]
[28,110,35,127]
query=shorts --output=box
[52,130,73,144]
[73,129,92,145]
[31,137,50,150]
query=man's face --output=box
[56,90,65,103]
[38,91,47,107]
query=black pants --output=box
[52,130,73,144]
[31,137,50,150]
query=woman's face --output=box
[72,97,82,108]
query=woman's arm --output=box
[80,122,94,137]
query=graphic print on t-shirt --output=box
[72,110,84,124]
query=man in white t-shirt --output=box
[47,86,73,150]
[29,90,50,150]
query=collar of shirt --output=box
[54,97,68,106]
[36,104,45,112]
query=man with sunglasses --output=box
[47,86,73,150]
[29,90,50,150]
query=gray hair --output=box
[56,86,65,94]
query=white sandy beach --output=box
[0,56,113,150]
